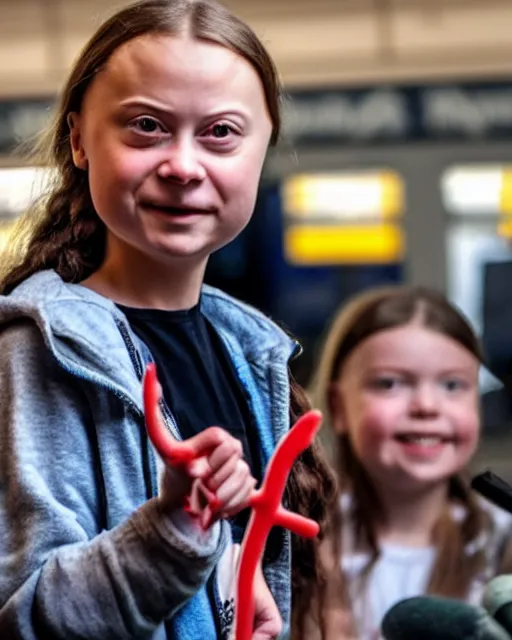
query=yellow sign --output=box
[282,171,404,220]
[285,224,404,265]
[501,170,512,215]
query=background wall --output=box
[0,0,511,98]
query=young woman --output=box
[0,1,336,638]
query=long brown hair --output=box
[288,375,338,638]
[310,286,491,634]
[0,0,338,633]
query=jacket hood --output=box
[1,270,298,408]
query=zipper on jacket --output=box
[116,317,182,442]
[161,402,182,442]
[116,320,144,379]
[115,321,187,502]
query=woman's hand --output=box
[253,563,283,639]
[200,430,255,519]
[159,426,256,522]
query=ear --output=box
[328,382,347,435]
[67,112,88,170]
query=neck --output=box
[81,240,207,310]
[376,482,449,547]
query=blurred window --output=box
[443,163,512,393]
[281,170,405,265]
[442,164,512,218]
[0,166,53,252]
[0,167,52,219]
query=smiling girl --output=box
[308,286,512,639]
[0,1,336,639]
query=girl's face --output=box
[331,323,480,494]
[68,34,272,273]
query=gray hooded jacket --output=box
[0,270,297,639]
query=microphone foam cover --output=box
[381,595,510,640]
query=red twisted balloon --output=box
[143,363,321,640]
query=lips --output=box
[141,201,214,216]
[394,433,454,445]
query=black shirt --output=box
[118,302,262,487]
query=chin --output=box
[150,241,213,262]
[404,469,456,487]
[384,464,452,487]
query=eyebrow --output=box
[118,97,251,122]
[364,366,476,376]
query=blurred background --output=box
[1,0,512,476]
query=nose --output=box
[409,383,440,418]
[157,140,206,185]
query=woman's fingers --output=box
[207,436,243,472]
[183,426,225,458]
[216,466,256,516]
[205,452,239,491]
[163,426,256,520]
[186,456,211,478]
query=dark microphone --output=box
[484,575,512,635]
[472,471,512,515]
[381,595,510,640]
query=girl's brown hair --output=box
[0,0,338,633]
[309,285,491,636]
